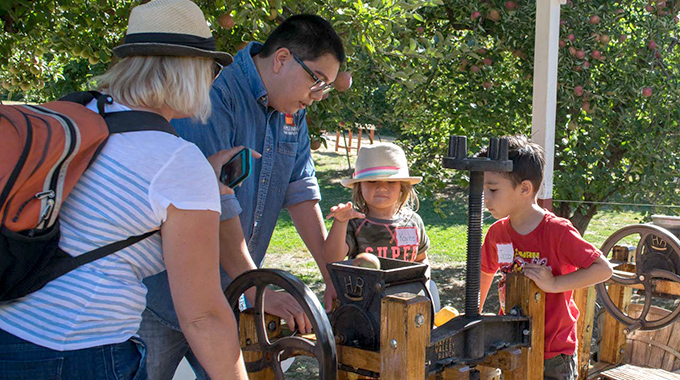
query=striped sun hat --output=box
[341,143,422,187]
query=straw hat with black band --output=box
[113,0,233,66]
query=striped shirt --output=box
[0,104,220,351]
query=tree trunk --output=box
[569,203,599,236]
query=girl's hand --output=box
[521,263,558,293]
[326,202,365,222]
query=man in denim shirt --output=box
[139,15,345,380]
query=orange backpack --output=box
[0,92,177,301]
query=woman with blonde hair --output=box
[0,1,248,379]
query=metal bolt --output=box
[390,339,398,349]
[509,308,518,316]
[534,292,540,302]
[586,325,591,332]
[267,321,277,332]
[375,283,382,292]
[620,348,625,354]
[415,314,425,327]
[523,329,530,336]
[246,339,252,345]
[639,275,645,282]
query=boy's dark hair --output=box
[259,14,345,63]
[481,135,546,192]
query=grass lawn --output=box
[262,139,660,379]
[264,137,648,292]
[268,140,647,261]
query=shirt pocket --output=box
[277,141,298,157]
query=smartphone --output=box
[219,148,251,188]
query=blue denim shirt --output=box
[142,42,321,330]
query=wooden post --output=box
[574,286,597,380]
[346,130,353,155]
[357,128,363,151]
[599,283,632,364]
[503,273,545,380]
[600,246,634,365]
[238,311,282,380]
[380,293,431,380]
[335,130,341,152]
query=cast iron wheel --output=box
[595,224,680,332]
[224,269,337,380]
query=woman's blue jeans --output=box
[0,329,147,380]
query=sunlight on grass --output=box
[268,146,648,282]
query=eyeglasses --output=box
[291,52,333,94]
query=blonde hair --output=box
[95,56,214,122]
[351,181,420,215]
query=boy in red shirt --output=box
[479,135,612,380]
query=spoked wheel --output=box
[595,224,680,332]
[224,269,337,380]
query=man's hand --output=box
[326,202,365,223]
[522,264,557,293]
[207,147,261,195]
[262,289,313,334]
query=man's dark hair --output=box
[480,135,546,192]
[259,14,345,63]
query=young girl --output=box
[324,142,440,311]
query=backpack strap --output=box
[104,111,178,136]
[70,229,159,267]
[60,91,179,136]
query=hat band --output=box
[123,33,217,51]
[353,166,400,179]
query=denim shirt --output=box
[142,42,321,330]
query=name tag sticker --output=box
[396,227,418,247]
[497,243,514,264]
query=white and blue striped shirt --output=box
[0,104,220,351]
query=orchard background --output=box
[1,0,679,232]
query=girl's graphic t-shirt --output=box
[481,212,601,359]
[345,210,429,261]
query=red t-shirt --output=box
[481,212,601,359]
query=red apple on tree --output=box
[470,65,480,73]
[483,57,492,65]
[471,11,482,21]
[334,71,353,92]
[576,50,586,59]
[648,40,657,50]
[591,50,601,59]
[218,13,235,29]
[589,15,600,24]
[569,46,577,56]
[483,81,493,89]
[487,9,501,22]
[645,4,654,12]
[559,40,567,48]
[642,87,653,97]
[567,33,575,42]
[504,1,518,10]
[574,85,584,96]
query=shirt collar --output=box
[235,42,269,107]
